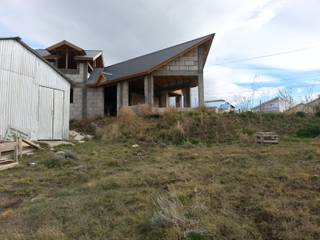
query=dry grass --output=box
[1,112,320,239]
[0,137,319,239]
[96,111,320,145]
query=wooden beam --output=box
[154,70,199,76]
[65,50,69,69]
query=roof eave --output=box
[100,33,215,86]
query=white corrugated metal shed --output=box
[0,37,71,140]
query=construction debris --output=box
[69,130,93,143]
[0,136,40,171]
[4,127,30,141]
[256,132,279,144]
[39,141,74,149]
[55,150,79,160]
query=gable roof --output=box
[0,37,72,84]
[46,40,85,53]
[35,48,103,61]
[252,97,282,110]
[103,33,215,83]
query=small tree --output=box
[278,88,294,111]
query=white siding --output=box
[0,39,70,140]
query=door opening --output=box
[104,85,117,116]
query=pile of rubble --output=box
[69,130,93,143]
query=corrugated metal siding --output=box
[0,39,70,140]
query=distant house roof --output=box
[205,99,235,109]
[308,96,320,105]
[0,37,72,84]
[102,33,215,84]
[252,97,280,111]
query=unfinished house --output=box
[252,97,290,113]
[36,34,215,118]
[36,41,105,120]
[0,37,71,141]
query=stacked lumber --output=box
[256,132,279,144]
[0,137,40,171]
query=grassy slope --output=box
[0,138,320,239]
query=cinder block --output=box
[188,66,198,71]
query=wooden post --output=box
[65,50,69,69]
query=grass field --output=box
[0,134,320,239]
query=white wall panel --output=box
[0,39,70,140]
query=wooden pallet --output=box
[256,132,279,144]
[0,138,22,171]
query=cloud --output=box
[0,0,319,104]
[202,65,280,102]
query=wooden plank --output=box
[22,139,41,149]
[0,162,18,171]
[0,142,17,153]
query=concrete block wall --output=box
[70,87,83,120]
[64,62,85,83]
[131,93,145,105]
[159,47,198,71]
[87,87,104,118]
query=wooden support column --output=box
[65,50,69,69]
[144,75,154,106]
[183,87,191,108]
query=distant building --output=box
[205,100,236,112]
[286,97,320,114]
[251,97,290,113]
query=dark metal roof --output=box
[103,33,215,83]
[87,68,104,86]
[0,37,72,84]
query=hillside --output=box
[0,111,320,240]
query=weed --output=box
[296,124,320,138]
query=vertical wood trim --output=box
[117,82,122,115]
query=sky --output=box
[1,0,320,107]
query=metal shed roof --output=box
[103,33,215,83]
[0,37,72,84]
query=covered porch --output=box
[106,71,204,116]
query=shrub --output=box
[296,111,307,118]
[43,151,79,168]
[315,111,320,117]
[150,191,207,239]
[296,124,320,138]
[241,127,256,136]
